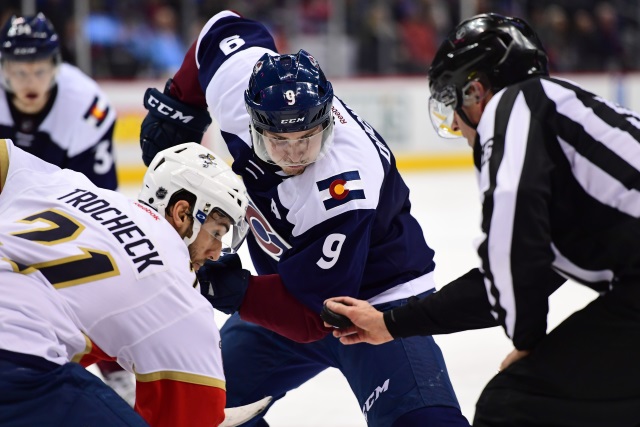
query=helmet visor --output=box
[251,119,334,167]
[196,210,249,254]
[428,84,463,139]
[428,97,462,139]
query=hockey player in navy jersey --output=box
[0,13,117,190]
[140,10,469,427]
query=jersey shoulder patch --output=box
[316,170,365,210]
[39,64,116,155]
[82,95,111,128]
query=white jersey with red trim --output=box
[0,138,225,427]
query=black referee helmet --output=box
[427,13,549,136]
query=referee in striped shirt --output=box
[324,13,640,427]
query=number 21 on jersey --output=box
[4,208,119,289]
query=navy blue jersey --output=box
[0,64,117,190]
[194,11,435,311]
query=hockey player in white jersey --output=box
[0,13,117,190]
[0,139,249,427]
[0,11,130,402]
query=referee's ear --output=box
[462,81,493,109]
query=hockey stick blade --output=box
[220,395,273,427]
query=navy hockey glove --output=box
[140,78,212,166]
[198,253,251,315]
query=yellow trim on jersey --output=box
[2,257,37,274]
[135,369,226,391]
[70,334,93,364]
[12,208,85,246]
[38,248,121,289]
[0,139,9,192]
[5,249,120,289]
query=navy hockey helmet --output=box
[0,13,60,63]
[245,50,335,167]
[428,13,548,138]
[245,49,333,133]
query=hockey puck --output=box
[320,302,353,329]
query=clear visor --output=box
[251,119,335,167]
[194,210,249,254]
[428,96,463,139]
[429,84,463,139]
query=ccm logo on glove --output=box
[146,93,195,124]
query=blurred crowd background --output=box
[1,0,637,80]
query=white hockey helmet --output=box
[138,142,249,250]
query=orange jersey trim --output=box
[73,336,115,366]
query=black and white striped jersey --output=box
[471,76,640,350]
[386,76,640,349]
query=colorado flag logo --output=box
[83,96,109,127]
[316,170,365,210]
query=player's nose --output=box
[285,142,307,160]
[206,241,223,262]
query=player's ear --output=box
[165,199,194,239]
[174,200,191,224]
[165,200,187,224]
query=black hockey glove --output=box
[140,78,212,166]
[198,253,251,315]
